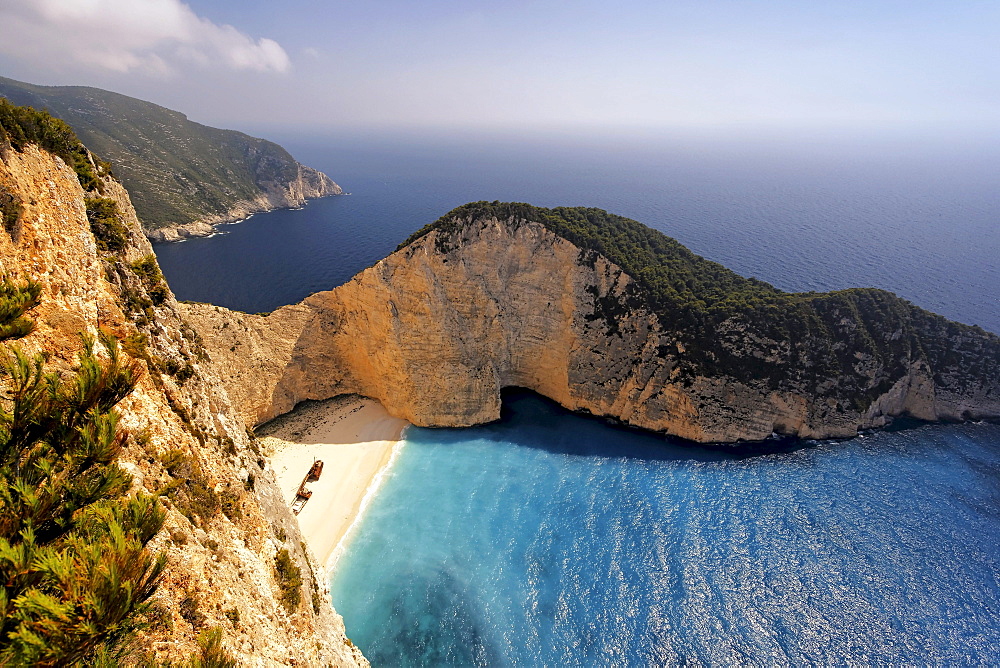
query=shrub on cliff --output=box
[0,98,104,192]
[86,197,130,253]
[0,187,21,234]
[274,549,302,612]
[130,254,170,306]
[0,277,166,665]
[0,278,40,341]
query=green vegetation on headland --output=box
[404,201,1000,410]
[0,76,336,231]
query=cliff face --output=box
[185,212,1000,443]
[0,142,365,666]
[0,76,342,241]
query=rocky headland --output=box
[0,76,342,242]
[144,163,341,243]
[186,202,1000,443]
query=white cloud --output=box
[0,0,290,75]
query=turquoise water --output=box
[150,131,1000,664]
[331,391,1000,666]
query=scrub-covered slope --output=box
[0,76,341,240]
[0,101,366,665]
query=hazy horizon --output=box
[2,1,998,137]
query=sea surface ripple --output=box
[330,392,1000,666]
[150,131,1000,665]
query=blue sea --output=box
[155,129,1000,665]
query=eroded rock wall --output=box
[0,143,367,666]
[184,216,1000,444]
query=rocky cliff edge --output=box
[185,204,1000,444]
[0,140,366,665]
[145,164,342,243]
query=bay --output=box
[331,391,1000,666]
[151,129,1000,664]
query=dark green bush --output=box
[178,591,204,628]
[156,357,195,384]
[159,448,189,476]
[87,196,129,252]
[131,254,169,306]
[193,626,237,668]
[122,331,150,359]
[274,549,302,612]
[0,277,40,340]
[0,280,165,664]
[130,254,162,283]
[0,187,21,233]
[157,448,220,524]
[0,98,103,191]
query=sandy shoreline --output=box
[257,395,408,572]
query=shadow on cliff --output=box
[403,387,836,462]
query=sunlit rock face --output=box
[186,210,1000,444]
[0,142,367,667]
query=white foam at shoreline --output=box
[325,428,410,576]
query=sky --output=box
[1,0,998,136]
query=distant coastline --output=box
[147,188,341,242]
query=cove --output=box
[330,390,1000,666]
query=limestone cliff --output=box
[185,203,1000,444]
[0,141,365,665]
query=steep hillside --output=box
[187,203,1000,443]
[0,103,365,665]
[0,76,341,239]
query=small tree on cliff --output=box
[0,276,166,665]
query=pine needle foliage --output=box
[0,276,166,665]
[0,278,40,341]
[190,627,238,668]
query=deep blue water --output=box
[155,130,1000,333]
[151,130,1000,664]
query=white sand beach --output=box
[257,395,408,571]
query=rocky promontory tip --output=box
[187,201,1000,443]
